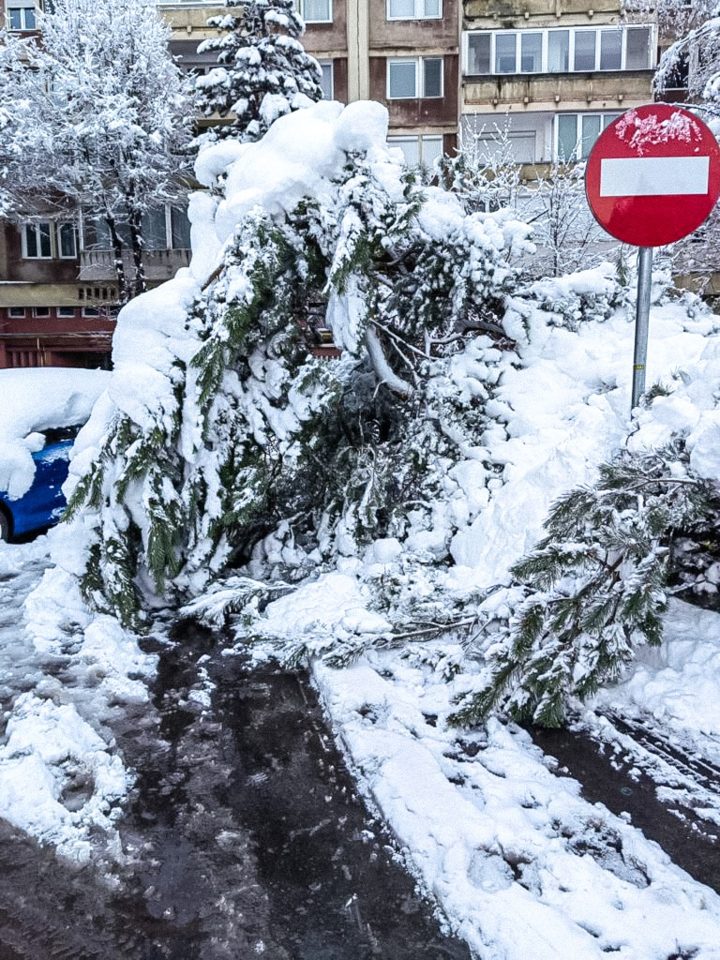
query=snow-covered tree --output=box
[451,440,720,728]
[443,126,612,277]
[65,102,531,628]
[195,0,323,143]
[0,0,194,303]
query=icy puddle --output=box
[0,618,471,960]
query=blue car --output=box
[0,426,79,541]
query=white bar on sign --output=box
[599,156,710,197]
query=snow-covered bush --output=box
[66,101,532,628]
[451,440,720,728]
[195,0,323,143]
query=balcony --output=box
[78,248,191,283]
[463,69,654,112]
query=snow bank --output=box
[0,368,109,499]
[450,296,715,585]
[313,648,720,960]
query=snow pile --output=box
[0,528,156,861]
[449,294,714,587]
[0,368,108,499]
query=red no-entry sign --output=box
[586,104,720,248]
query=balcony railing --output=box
[79,247,191,282]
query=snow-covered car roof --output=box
[0,368,110,440]
[0,368,110,499]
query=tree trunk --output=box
[128,204,147,301]
[104,212,130,305]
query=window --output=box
[57,222,77,259]
[8,308,25,319]
[388,135,443,170]
[22,222,52,259]
[295,0,332,23]
[319,61,334,99]
[57,306,76,318]
[32,307,50,318]
[573,31,596,71]
[170,207,191,250]
[388,58,443,98]
[556,112,621,160]
[387,0,441,19]
[625,26,652,69]
[82,307,100,318]
[7,2,36,31]
[465,25,655,75]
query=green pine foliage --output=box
[195,0,324,143]
[71,151,524,627]
[451,440,720,728]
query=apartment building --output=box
[461,1,657,170]
[0,0,665,369]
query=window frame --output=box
[387,134,444,169]
[21,221,53,260]
[296,0,333,24]
[32,306,51,318]
[57,306,76,318]
[387,57,444,100]
[57,221,78,260]
[7,307,26,319]
[386,0,442,21]
[464,24,655,76]
[318,60,334,100]
[554,111,622,161]
[6,4,37,32]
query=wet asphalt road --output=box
[0,620,472,960]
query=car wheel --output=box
[0,510,10,542]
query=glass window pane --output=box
[389,138,420,166]
[495,33,517,73]
[389,60,417,98]
[142,208,167,250]
[580,114,602,158]
[423,58,442,97]
[319,61,333,98]
[8,9,22,29]
[600,29,622,70]
[626,27,651,69]
[58,223,77,258]
[557,115,578,160]
[602,112,621,130]
[389,0,414,15]
[521,32,542,72]
[468,34,491,74]
[24,7,35,29]
[421,136,443,167]
[171,207,192,249]
[573,31,596,71]
[303,0,330,21]
[24,224,38,258]
[548,30,569,71]
[422,0,440,15]
[39,223,52,258]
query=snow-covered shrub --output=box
[509,262,629,333]
[195,0,323,144]
[451,440,720,728]
[67,101,532,628]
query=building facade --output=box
[0,0,664,369]
[461,1,657,170]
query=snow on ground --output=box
[243,575,720,959]
[316,653,720,959]
[0,368,109,499]
[0,529,155,861]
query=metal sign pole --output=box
[632,246,653,412]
